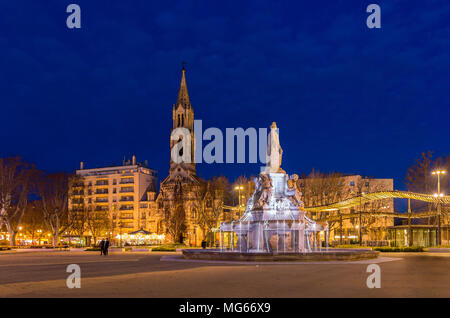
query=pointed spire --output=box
[177,63,190,108]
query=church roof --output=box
[176,66,191,108]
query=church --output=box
[155,66,225,246]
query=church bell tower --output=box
[169,65,196,177]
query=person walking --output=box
[104,238,110,256]
[99,239,105,256]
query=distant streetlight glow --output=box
[234,185,244,218]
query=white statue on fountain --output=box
[264,122,285,174]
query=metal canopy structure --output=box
[304,191,450,212]
[224,191,449,215]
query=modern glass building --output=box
[388,225,450,247]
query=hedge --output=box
[373,246,424,252]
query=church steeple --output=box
[170,65,196,176]
[177,65,190,108]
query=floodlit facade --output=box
[69,157,161,245]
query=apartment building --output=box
[70,156,159,243]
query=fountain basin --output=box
[182,248,379,262]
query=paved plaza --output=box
[0,251,449,297]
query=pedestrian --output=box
[104,238,110,256]
[99,239,105,256]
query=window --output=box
[95,189,108,194]
[350,181,355,186]
[96,180,108,186]
[120,187,134,193]
[120,213,133,219]
[120,196,134,202]
[120,178,134,184]
[119,204,133,211]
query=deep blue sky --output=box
[0,0,449,190]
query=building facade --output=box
[69,157,161,245]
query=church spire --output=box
[177,64,190,108]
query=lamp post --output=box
[234,185,244,218]
[432,170,446,246]
[358,191,363,245]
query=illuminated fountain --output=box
[218,122,328,253]
[182,122,378,261]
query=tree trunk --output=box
[52,232,59,247]
[4,222,16,246]
[9,229,16,247]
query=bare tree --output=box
[22,202,46,244]
[164,205,186,243]
[0,157,35,246]
[70,205,88,246]
[195,176,227,244]
[38,172,74,247]
[87,206,111,246]
[405,152,449,224]
[301,170,346,229]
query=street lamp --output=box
[234,185,244,218]
[432,170,446,245]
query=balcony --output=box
[120,178,134,184]
[120,196,134,202]
[120,187,134,193]
[119,205,134,211]
[95,198,108,203]
[119,214,134,219]
[95,180,109,186]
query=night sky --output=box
[0,0,449,190]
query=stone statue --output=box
[286,174,304,209]
[265,122,283,173]
[253,174,272,209]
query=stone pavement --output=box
[0,251,449,297]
